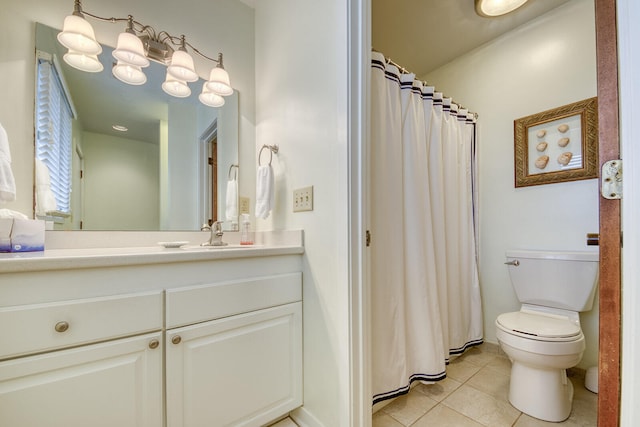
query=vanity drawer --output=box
[166,272,302,328]
[0,291,163,360]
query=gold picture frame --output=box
[514,97,598,187]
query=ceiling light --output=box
[57,14,102,55]
[199,87,226,108]
[57,0,233,107]
[63,50,103,72]
[167,49,199,83]
[475,0,529,17]
[162,75,191,98]
[113,61,147,85]
[205,53,233,97]
[112,124,128,132]
[112,19,150,68]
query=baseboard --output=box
[290,406,324,427]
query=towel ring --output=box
[228,164,238,180]
[258,144,279,166]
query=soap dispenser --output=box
[240,214,253,245]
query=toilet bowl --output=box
[496,309,585,421]
[496,250,598,422]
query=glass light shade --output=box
[162,74,191,98]
[113,32,150,67]
[57,15,102,55]
[475,0,528,17]
[167,50,198,82]
[63,50,103,73]
[204,66,233,96]
[199,86,225,108]
[112,61,147,85]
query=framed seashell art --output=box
[513,97,598,187]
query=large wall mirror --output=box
[34,23,239,231]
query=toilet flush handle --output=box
[504,260,520,267]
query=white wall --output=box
[254,0,351,425]
[424,0,599,369]
[82,131,159,230]
[0,0,255,220]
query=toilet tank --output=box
[505,250,599,312]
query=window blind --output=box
[35,58,73,214]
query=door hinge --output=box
[601,159,622,200]
[366,230,371,247]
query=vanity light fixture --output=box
[474,0,529,17]
[57,0,233,106]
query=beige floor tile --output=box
[372,411,405,427]
[477,342,500,354]
[412,404,484,427]
[484,355,512,377]
[466,365,511,401]
[446,358,481,382]
[567,377,597,426]
[442,384,521,427]
[455,346,499,367]
[381,389,438,426]
[268,417,298,427]
[414,377,462,402]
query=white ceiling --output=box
[372,0,573,77]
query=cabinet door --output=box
[0,332,163,427]
[166,302,302,427]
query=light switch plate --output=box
[293,186,313,212]
[239,197,250,214]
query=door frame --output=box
[594,0,621,425]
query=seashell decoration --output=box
[536,142,548,152]
[558,152,573,166]
[557,124,570,133]
[558,137,570,147]
[535,155,550,169]
[536,129,547,138]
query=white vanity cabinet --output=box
[0,332,164,427]
[165,273,303,427]
[0,239,304,427]
[0,292,164,427]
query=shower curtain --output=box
[370,52,483,404]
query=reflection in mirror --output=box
[34,23,238,231]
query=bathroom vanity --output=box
[0,231,304,427]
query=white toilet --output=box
[495,250,599,422]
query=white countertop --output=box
[0,230,304,273]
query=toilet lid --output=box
[497,311,581,339]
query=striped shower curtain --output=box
[370,51,483,404]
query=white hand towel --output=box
[0,209,28,219]
[0,122,16,203]
[34,158,58,216]
[225,178,238,221]
[255,164,274,219]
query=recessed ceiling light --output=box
[112,124,128,132]
[475,0,529,17]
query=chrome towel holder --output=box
[258,144,279,166]
[228,164,238,180]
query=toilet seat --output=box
[496,311,581,342]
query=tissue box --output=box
[9,219,45,252]
[0,218,12,252]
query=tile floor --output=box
[372,343,597,427]
[269,417,299,427]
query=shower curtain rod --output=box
[372,49,479,120]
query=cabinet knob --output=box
[54,321,69,333]
[148,339,160,349]
[171,335,182,345]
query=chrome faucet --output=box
[202,221,228,246]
